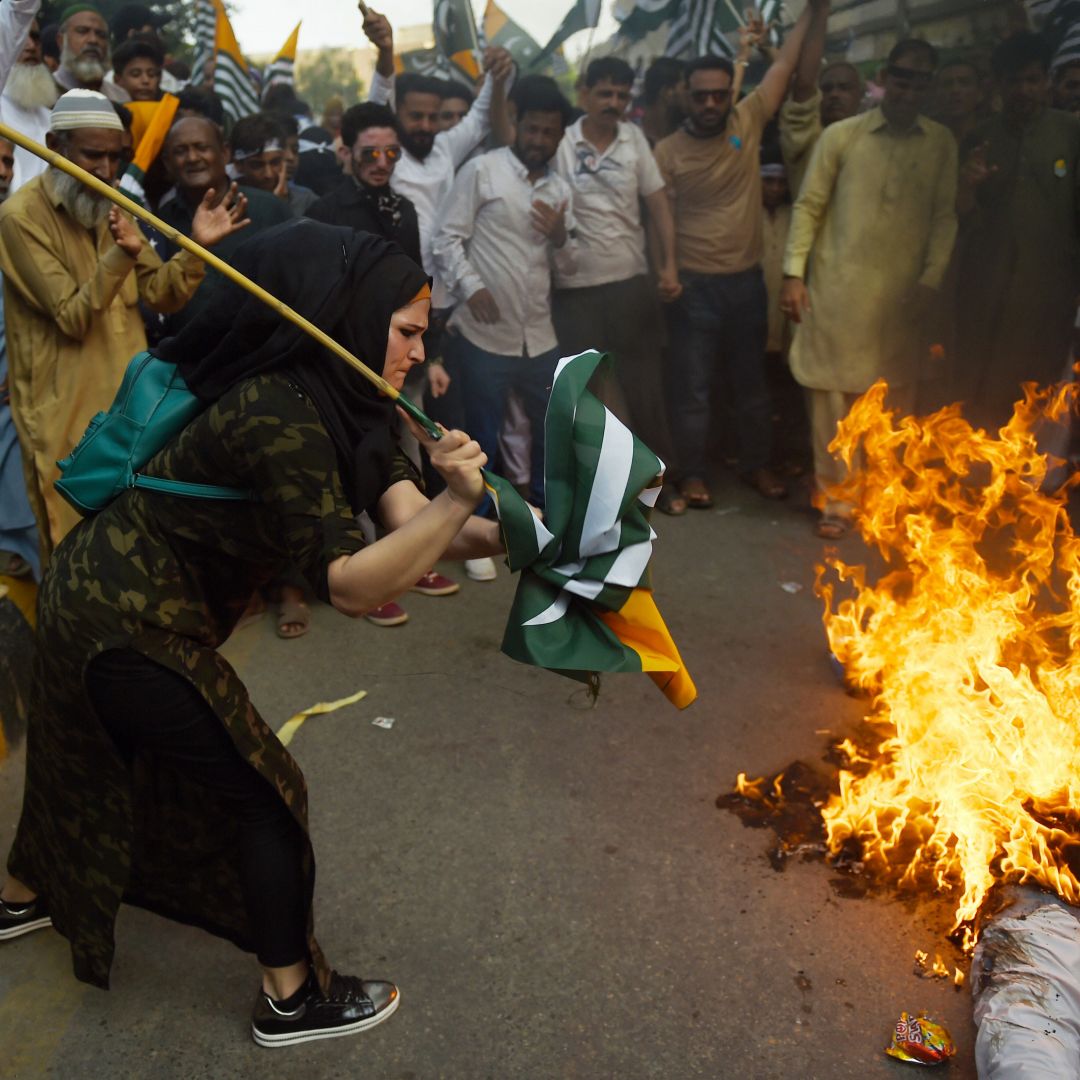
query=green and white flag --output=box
[484,0,543,69]
[434,0,482,81]
[530,0,602,69]
[263,22,301,98]
[615,0,681,43]
[484,351,697,709]
[188,0,217,86]
[213,3,260,124]
[665,0,740,58]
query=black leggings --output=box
[85,649,308,968]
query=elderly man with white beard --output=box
[0,90,250,561]
[4,16,57,190]
[53,3,128,103]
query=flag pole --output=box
[0,121,441,437]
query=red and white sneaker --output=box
[363,602,409,628]
[411,570,460,597]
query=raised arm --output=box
[361,4,395,105]
[442,49,513,165]
[756,0,824,118]
[792,0,830,103]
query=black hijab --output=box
[153,218,429,515]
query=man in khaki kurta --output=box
[781,41,958,536]
[0,89,244,558]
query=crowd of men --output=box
[0,0,1077,623]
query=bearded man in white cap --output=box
[0,89,251,559]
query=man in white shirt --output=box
[552,55,680,501]
[0,0,53,193]
[361,8,511,285]
[434,76,578,510]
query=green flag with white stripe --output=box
[485,350,697,709]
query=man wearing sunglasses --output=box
[306,102,421,268]
[780,39,957,539]
[653,0,819,510]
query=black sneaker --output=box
[0,896,52,941]
[251,968,400,1048]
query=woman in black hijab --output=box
[0,220,504,1047]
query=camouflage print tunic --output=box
[8,373,413,989]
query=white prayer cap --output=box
[50,89,123,133]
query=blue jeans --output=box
[667,267,770,480]
[444,331,559,508]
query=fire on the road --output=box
[818,380,1080,950]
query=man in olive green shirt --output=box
[954,33,1080,430]
[781,41,958,537]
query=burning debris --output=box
[815,380,1080,950]
[724,381,1080,1070]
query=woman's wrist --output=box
[441,486,481,514]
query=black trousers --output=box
[85,649,308,968]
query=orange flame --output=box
[818,380,1080,949]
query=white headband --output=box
[231,139,284,162]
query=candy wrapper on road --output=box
[885,1012,956,1065]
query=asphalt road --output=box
[0,472,979,1078]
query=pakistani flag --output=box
[118,94,180,207]
[263,22,301,97]
[213,3,260,124]
[396,46,452,77]
[434,0,482,81]
[615,0,681,43]
[665,0,741,59]
[531,0,602,69]
[188,0,217,86]
[484,0,543,69]
[484,351,697,710]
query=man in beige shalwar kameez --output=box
[0,89,246,558]
[780,40,958,538]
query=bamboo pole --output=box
[0,120,442,438]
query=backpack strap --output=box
[131,474,253,501]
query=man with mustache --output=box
[0,90,249,560]
[53,3,129,103]
[361,7,512,292]
[552,56,681,511]
[433,76,578,515]
[0,1,54,193]
[653,0,819,511]
[780,40,957,538]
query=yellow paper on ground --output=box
[276,689,367,747]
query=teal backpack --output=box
[56,350,252,516]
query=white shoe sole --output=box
[465,560,497,582]
[0,915,52,941]
[251,990,401,1048]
